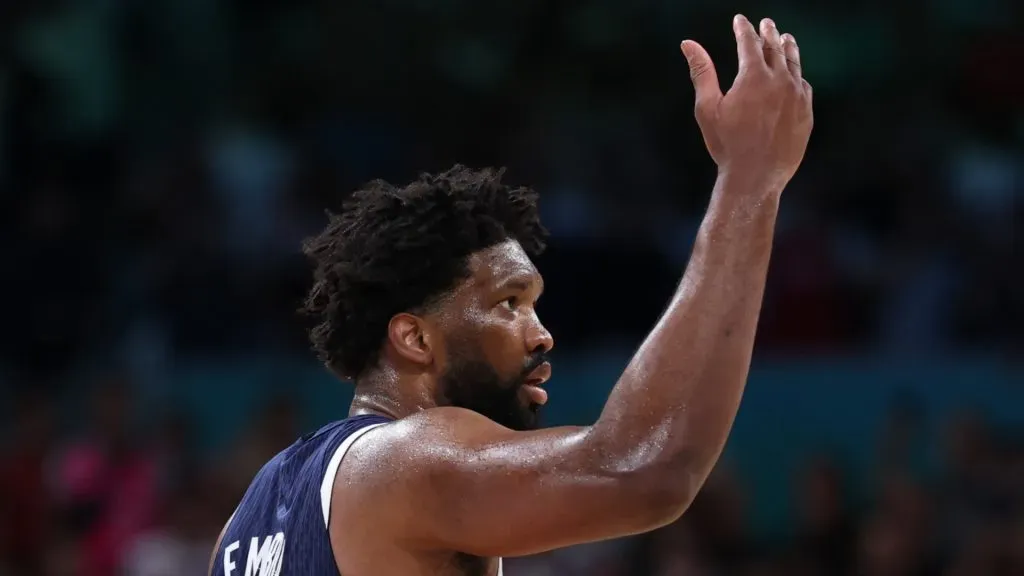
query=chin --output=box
[487,404,540,432]
[516,405,543,431]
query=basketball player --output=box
[209,14,813,576]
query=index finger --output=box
[733,14,765,71]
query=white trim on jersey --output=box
[320,422,388,528]
[319,421,505,576]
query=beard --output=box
[438,348,549,431]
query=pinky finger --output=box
[802,79,814,129]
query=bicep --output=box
[418,427,654,556]
[339,410,665,558]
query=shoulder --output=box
[325,409,497,552]
[339,408,503,481]
[374,407,505,442]
[329,408,503,514]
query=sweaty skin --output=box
[210,13,814,576]
[327,15,814,576]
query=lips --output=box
[524,361,552,387]
[522,361,552,405]
[522,384,548,405]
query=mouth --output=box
[522,362,552,405]
[524,361,552,387]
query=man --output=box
[210,14,813,576]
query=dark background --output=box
[0,0,1021,574]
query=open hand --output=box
[681,15,814,191]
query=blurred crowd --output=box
[513,411,1024,576]
[0,0,1020,575]
[1,380,1021,575]
[0,379,293,576]
[1,0,1020,384]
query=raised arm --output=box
[333,14,813,560]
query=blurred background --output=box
[0,0,1021,575]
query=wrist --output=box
[714,165,790,200]
[708,169,783,220]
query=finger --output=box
[759,18,786,70]
[802,79,814,129]
[782,33,802,80]
[680,40,722,107]
[733,14,764,71]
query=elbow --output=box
[582,429,706,532]
[617,459,702,531]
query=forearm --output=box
[589,171,781,499]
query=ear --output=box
[387,312,435,368]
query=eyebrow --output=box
[498,276,544,297]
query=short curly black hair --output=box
[301,165,548,380]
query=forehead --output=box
[462,239,541,292]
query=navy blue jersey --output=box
[211,414,391,576]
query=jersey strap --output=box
[319,421,389,527]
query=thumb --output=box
[680,40,721,113]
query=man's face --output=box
[435,240,553,431]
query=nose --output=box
[526,315,554,355]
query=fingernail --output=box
[765,18,776,28]
[782,33,794,43]
[734,14,747,26]
[680,41,692,59]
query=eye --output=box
[499,296,518,311]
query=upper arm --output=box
[331,408,678,559]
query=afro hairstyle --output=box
[301,165,548,380]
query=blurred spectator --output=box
[121,485,218,576]
[52,379,159,576]
[0,388,56,576]
[213,394,299,505]
[792,458,858,576]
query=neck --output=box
[348,365,437,421]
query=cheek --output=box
[476,322,524,374]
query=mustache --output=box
[520,352,551,379]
